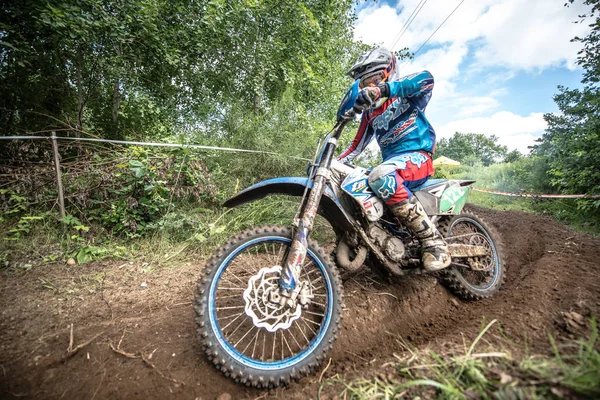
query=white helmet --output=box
[348,46,397,82]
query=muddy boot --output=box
[390,196,451,271]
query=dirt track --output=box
[1,206,599,399]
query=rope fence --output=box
[0,133,311,218]
[0,135,312,161]
[1,133,598,219]
[472,188,600,199]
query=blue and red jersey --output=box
[338,70,436,163]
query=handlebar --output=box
[341,109,356,121]
[331,109,356,141]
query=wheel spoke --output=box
[295,318,311,345]
[216,305,245,311]
[302,316,321,328]
[287,325,303,350]
[271,330,276,361]
[276,243,284,263]
[310,301,326,309]
[305,310,325,317]
[214,293,243,301]
[224,271,246,285]
[281,328,285,360]
[235,325,257,349]
[227,316,248,338]
[261,331,266,361]
[282,330,293,359]
[218,311,245,322]
[221,311,246,331]
[251,330,260,359]
[311,276,324,286]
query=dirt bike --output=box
[193,81,505,388]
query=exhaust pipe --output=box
[336,240,368,272]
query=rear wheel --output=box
[438,213,504,300]
[194,225,343,387]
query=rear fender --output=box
[439,183,471,214]
[414,180,475,215]
[223,177,355,234]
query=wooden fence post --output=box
[51,132,66,219]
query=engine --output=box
[368,224,406,263]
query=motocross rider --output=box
[338,46,450,271]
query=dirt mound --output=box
[1,206,599,399]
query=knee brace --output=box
[368,164,410,204]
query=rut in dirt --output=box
[1,206,599,399]
[330,205,599,368]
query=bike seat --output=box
[411,178,447,191]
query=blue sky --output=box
[353,0,592,152]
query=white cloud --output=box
[456,97,499,117]
[472,1,589,70]
[353,0,589,152]
[436,111,547,153]
[354,4,405,46]
[355,0,589,71]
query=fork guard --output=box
[223,177,356,237]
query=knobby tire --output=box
[193,225,343,388]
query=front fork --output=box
[276,168,330,308]
[274,114,349,309]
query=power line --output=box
[388,0,429,51]
[397,0,466,73]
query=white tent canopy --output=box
[433,156,461,166]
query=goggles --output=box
[359,71,384,88]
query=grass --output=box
[321,319,600,400]
[0,194,336,272]
[521,322,600,398]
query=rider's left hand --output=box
[354,87,381,111]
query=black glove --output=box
[354,86,381,111]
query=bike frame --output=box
[278,112,354,300]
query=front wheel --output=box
[194,225,343,388]
[438,212,505,300]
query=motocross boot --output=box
[389,196,451,271]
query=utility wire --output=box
[388,0,429,51]
[397,0,466,73]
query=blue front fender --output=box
[223,177,354,234]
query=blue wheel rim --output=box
[208,236,334,370]
[450,217,500,291]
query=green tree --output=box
[0,0,358,139]
[503,149,523,163]
[534,0,600,206]
[435,132,508,166]
[537,87,600,197]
